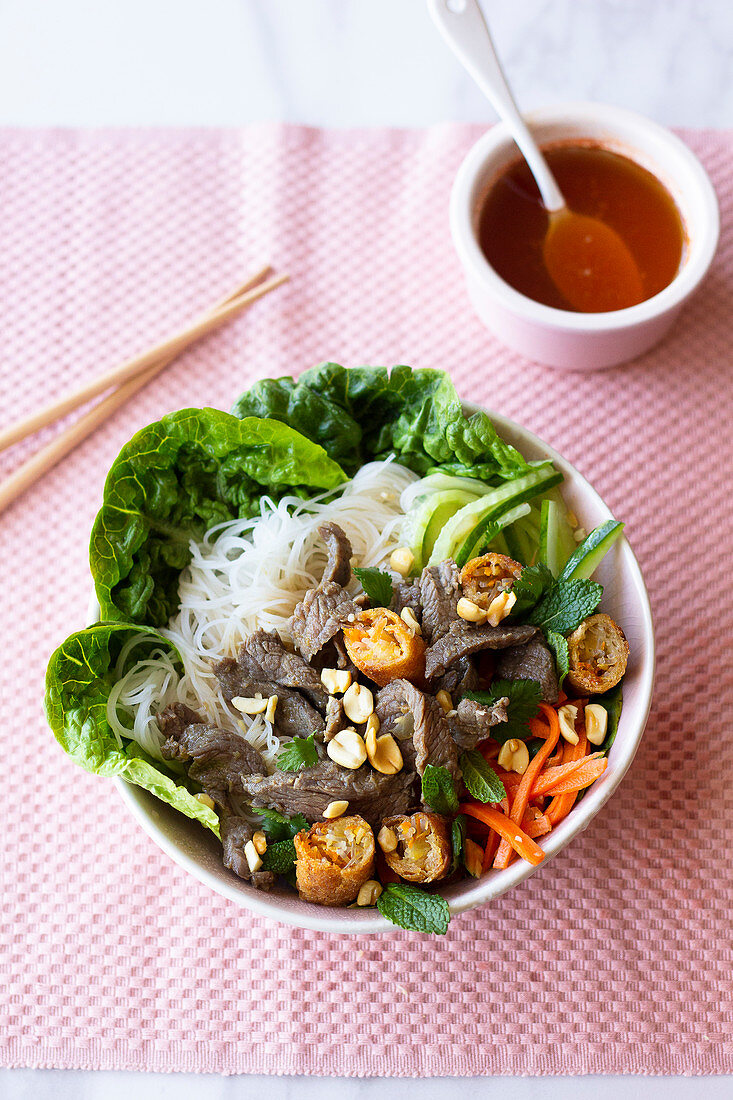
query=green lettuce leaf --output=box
[43,622,220,837]
[232,363,532,479]
[90,409,347,626]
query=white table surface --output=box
[2,0,731,1096]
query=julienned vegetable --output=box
[44,363,630,936]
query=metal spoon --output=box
[428,0,644,312]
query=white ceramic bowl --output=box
[450,102,719,369]
[109,401,655,933]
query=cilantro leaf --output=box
[261,838,297,874]
[276,734,318,773]
[421,764,459,815]
[466,679,542,744]
[353,566,393,607]
[450,815,467,876]
[253,807,308,841]
[511,562,554,618]
[546,630,569,687]
[376,883,450,934]
[528,578,603,635]
[460,750,506,803]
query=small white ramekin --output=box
[450,102,720,370]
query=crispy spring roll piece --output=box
[342,608,426,687]
[378,811,451,884]
[566,613,629,694]
[294,814,375,906]
[460,553,522,609]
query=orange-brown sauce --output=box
[477,144,686,312]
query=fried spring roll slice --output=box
[460,553,522,609]
[379,811,451,884]
[566,613,629,693]
[342,608,426,687]
[294,814,375,906]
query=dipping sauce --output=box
[477,144,686,313]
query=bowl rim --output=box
[109,402,655,934]
[450,100,720,332]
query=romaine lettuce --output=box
[231,363,532,479]
[44,622,220,836]
[89,408,347,625]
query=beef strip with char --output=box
[158,703,272,889]
[375,678,459,783]
[419,560,462,645]
[495,635,559,704]
[289,581,361,664]
[432,656,479,700]
[236,629,328,711]
[238,755,416,827]
[424,620,538,681]
[324,695,344,742]
[214,657,325,739]
[220,814,275,891]
[447,696,508,751]
[318,521,353,587]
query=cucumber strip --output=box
[459,502,531,566]
[558,519,625,582]
[539,498,577,578]
[428,464,562,567]
[402,488,480,570]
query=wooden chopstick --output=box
[0,264,285,455]
[0,269,288,515]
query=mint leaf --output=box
[376,883,450,934]
[467,678,542,744]
[460,750,506,803]
[546,630,569,687]
[511,562,554,618]
[353,566,394,607]
[261,838,297,874]
[528,578,603,635]
[276,734,318,772]
[253,807,308,841]
[421,764,459,815]
[450,815,467,876]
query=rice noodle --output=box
[106,458,417,771]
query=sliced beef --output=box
[390,579,421,618]
[432,656,479,700]
[495,635,559,704]
[425,620,537,681]
[311,634,357,675]
[324,695,344,742]
[157,702,203,741]
[214,658,325,740]
[447,696,508,751]
[160,717,267,809]
[237,629,328,711]
[418,560,462,645]
[220,813,276,890]
[375,678,459,783]
[238,757,416,827]
[318,521,353,587]
[289,581,361,663]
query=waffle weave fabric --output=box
[0,126,731,1077]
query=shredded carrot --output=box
[493,702,560,870]
[528,716,552,739]
[459,803,545,866]
[521,805,552,838]
[478,739,500,761]
[546,729,588,825]
[481,830,500,872]
[532,754,607,797]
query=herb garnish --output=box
[528,578,602,635]
[546,631,569,687]
[261,838,297,874]
[421,764,459,815]
[353,566,394,607]
[377,883,451,934]
[253,807,308,841]
[466,679,542,744]
[459,750,506,804]
[276,734,319,773]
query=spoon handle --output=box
[427,0,565,212]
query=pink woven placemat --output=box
[1,125,731,1077]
